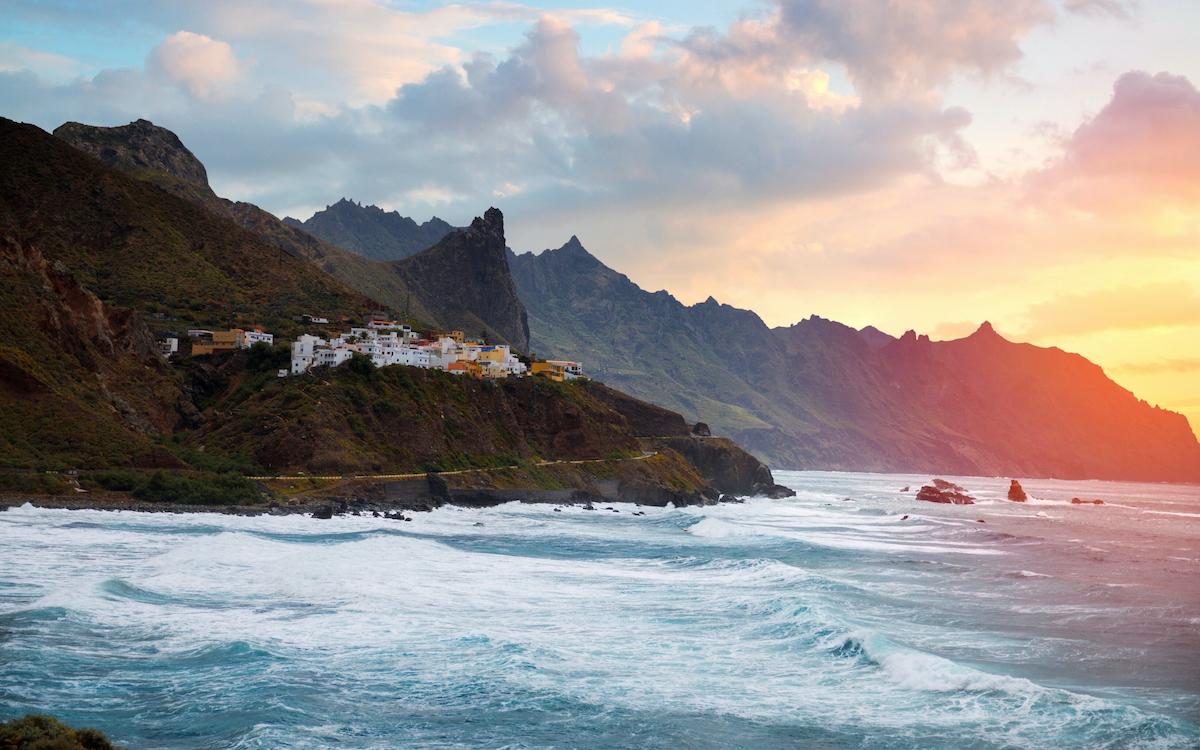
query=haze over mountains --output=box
[29,117,1200,482]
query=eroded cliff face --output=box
[390,208,531,352]
[0,236,182,467]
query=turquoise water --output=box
[1,471,1197,749]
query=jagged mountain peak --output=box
[392,206,530,352]
[289,197,457,261]
[966,320,1005,341]
[54,118,210,189]
[472,207,504,236]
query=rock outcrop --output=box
[1007,480,1028,502]
[650,436,794,498]
[55,119,211,194]
[916,479,976,505]
[390,208,531,352]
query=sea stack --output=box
[916,479,976,505]
[1007,480,1028,502]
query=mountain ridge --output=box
[510,235,1200,482]
[284,198,456,261]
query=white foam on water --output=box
[1,473,1198,749]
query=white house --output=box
[239,329,274,348]
[291,334,326,375]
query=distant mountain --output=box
[510,237,1200,481]
[53,120,527,350]
[284,199,455,261]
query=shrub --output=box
[0,714,123,749]
[130,471,265,505]
[0,473,70,494]
[89,470,140,492]
[344,353,376,381]
[245,341,290,373]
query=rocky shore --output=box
[0,435,794,519]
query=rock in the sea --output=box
[1007,480,1028,502]
[1071,497,1105,505]
[932,478,966,493]
[312,505,335,519]
[916,480,975,505]
[900,486,910,492]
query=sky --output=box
[2,0,1198,430]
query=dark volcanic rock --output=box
[55,119,210,190]
[1071,497,1105,505]
[651,436,794,498]
[391,208,531,352]
[932,478,966,493]
[312,505,335,519]
[692,422,712,437]
[916,481,976,505]
[426,473,451,503]
[1007,480,1028,502]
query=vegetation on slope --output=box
[190,360,639,474]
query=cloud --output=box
[146,31,241,98]
[1062,0,1136,19]
[1021,283,1200,338]
[1029,71,1200,213]
[671,0,1057,100]
[1116,358,1200,374]
[0,41,80,78]
[772,0,1054,95]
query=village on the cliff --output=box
[158,314,583,382]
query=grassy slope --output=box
[191,364,641,473]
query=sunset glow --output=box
[2,0,1196,428]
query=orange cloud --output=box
[1021,283,1200,338]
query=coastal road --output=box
[246,451,658,482]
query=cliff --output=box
[389,208,531,352]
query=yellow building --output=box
[190,328,273,356]
[192,329,241,356]
[447,360,484,378]
[531,360,584,382]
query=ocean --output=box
[1,471,1197,749]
